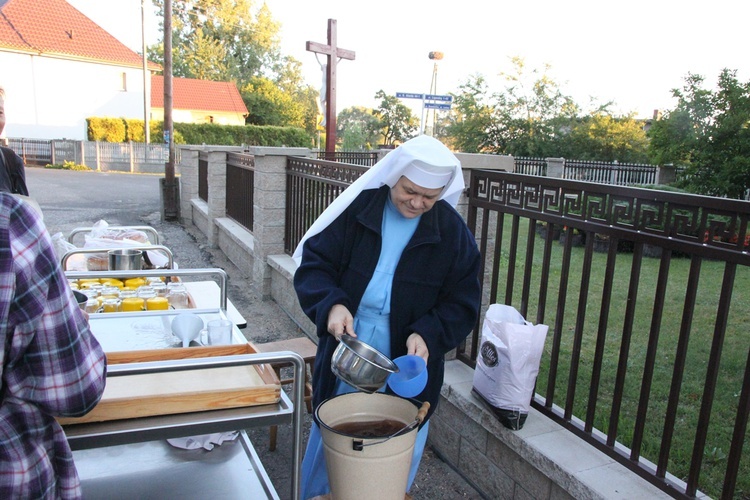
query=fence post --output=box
[129,141,135,173]
[95,141,101,172]
[546,157,565,178]
[656,164,676,185]
[177,147,199,225]
[206,151,228,248]
[245,146,310,298]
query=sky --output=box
[68,0,749,120]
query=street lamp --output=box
[425,51,443,136]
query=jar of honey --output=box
[146,296,169,311]
[126,277,147,289]
[121,297,145,312]
[101,297,122,313]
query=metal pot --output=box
[108,249,143,271]
[331,335,399,393]
[72,290,89,310]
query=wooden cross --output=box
[306,19,355,155]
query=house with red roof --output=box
[151,75,248,126]
[0,0,159,139]
[0,0,248,140]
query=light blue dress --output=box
[300,197,430,499]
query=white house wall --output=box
[0,51,147,140]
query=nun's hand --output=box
[407,333,429,363]
[327,304,356,341]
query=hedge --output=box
[86,118,312,148]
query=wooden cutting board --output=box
[59,343,281,425]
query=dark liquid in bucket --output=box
[332,419,406,438]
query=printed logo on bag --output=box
[480,341,499,367]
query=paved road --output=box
[27,168,162,235]
[26,166,483,500]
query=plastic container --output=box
[387,355,427,398]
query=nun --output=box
[293,135,481,499]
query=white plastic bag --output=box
[81,220,169,269]
[472,304,548,429]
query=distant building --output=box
[0,0,159,139]
[0,0,248,140]
[151,75,248,126]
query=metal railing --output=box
[226,152,254,230]
[564,159,657,185]
[7,138,177,171]
[198,152,208,202]
[285,157,367,254]
[462,170,750,498]
[315,151,379,166]
[514,156,547,176]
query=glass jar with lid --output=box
[166,283,189,309]
[136,286,157,300]
[101,297,122,313]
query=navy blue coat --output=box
[294,185,481,423]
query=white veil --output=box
[292,135,463,265]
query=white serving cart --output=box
[62,268,303,499]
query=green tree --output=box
[151,0,280,85]
[372,90,418,146]
[150,0,317,132]
[242,76,302,126]
[445,75,498,153]
[446,58,578,156]
[648,69,750,198]
[337,107,381,149]
[563,113,650,163]
[497,57,578,157]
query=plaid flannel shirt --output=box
[0,194,106,499]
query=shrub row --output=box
[86,118,311,148]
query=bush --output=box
[87,117,126,142]
[86,117,311,147]
[45,161,90,171]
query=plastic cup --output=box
[387,355,428,398]
[207,319,233,345]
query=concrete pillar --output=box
[656,164,676,185]
[206,150,228,247]
[177,148,199,225]
[546,157,565,178]
[245,146,311,298]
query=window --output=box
[120,72,127,91]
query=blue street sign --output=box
[424,102,452,110]
[424,94,452,102]
[396,92,424,99]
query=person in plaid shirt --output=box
[0,193,106,498]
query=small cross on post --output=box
[306,19,355,157]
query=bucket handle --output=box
[352,401,430,451]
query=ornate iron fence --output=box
[564,159,657,185]
[462,170,750,498]
[226,152,254,230]
[198,152,208,202]
[315,150,379,166]
[285,157,367,254]
[514,156,547,176]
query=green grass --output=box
[488,216,749,498]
